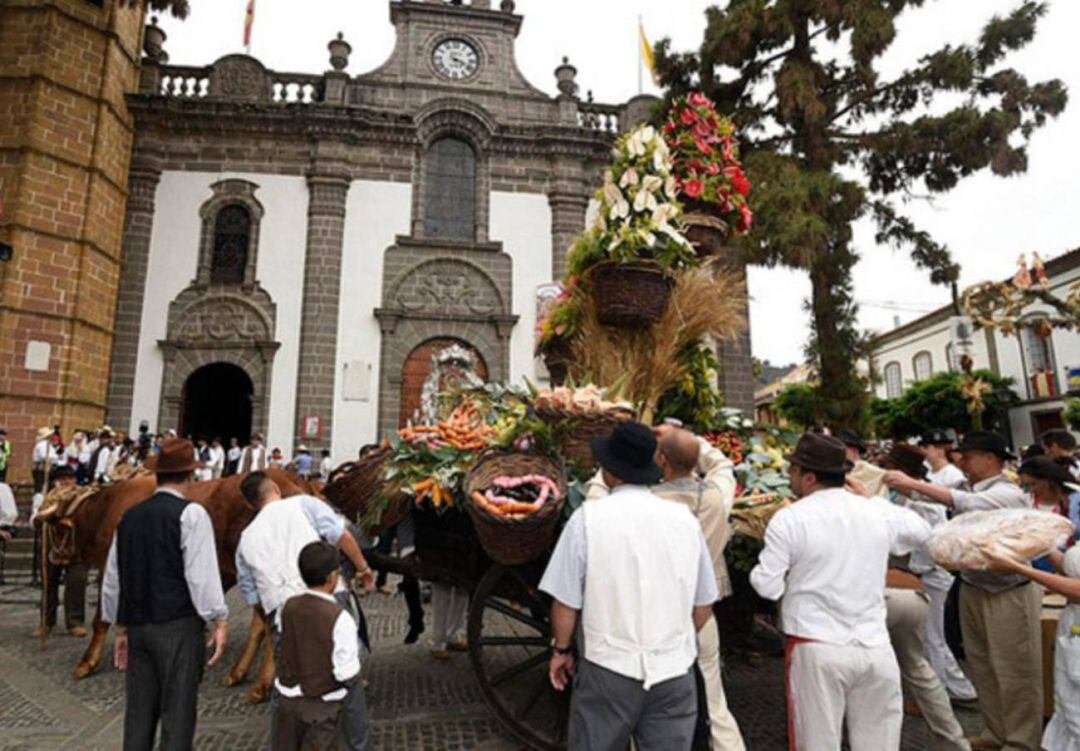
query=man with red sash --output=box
[750,433,930,750]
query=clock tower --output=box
[370,0,547,98]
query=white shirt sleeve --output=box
[101,534,120,624]
[584,469,609,502]
[179,504,229,622]
[951,481,1028,514]
[749,509,792,601]
[693,528,720,606]
[884,502,932,557]
[0,484,17,525]
[331,610,361,683]
[697,437,737,515]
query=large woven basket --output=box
[535,406,632,474]
[324,444,406,536]
[591,261,673,328]
[464,450,567,566]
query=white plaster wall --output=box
[489,191,553,384]
[332,180,412,464]
[129,171,308,454]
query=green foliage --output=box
[869,370,1018,438]
[654,342,726,431]
[1063,399,1080,432]
[774,383,823,430]
[655,1,1066,427]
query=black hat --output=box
[956,431,1014,460]
[590,422,663,486]
[918,429,954,447]
[50,465,76,480]
[1019,455,1073,486]
[882,443,928,480]
[786,433,852,475]
[835,428,865,453]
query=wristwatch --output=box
[550,639,573,656]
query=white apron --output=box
[1045,547,1080,751]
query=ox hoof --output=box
[221,671,246,688]
[245,686,270,705]
[73,661,97,680]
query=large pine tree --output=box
[656,1,1066,427]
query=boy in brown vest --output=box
[274,541,361,750]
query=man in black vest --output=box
[101,437,229,751]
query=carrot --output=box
[471,490,503,516]
[413,478,436,493]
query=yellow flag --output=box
[639,21,658,82]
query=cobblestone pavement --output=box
[0,580,984,750]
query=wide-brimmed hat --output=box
[297,444,310,453]
[835,428,865,454]
[882,443,928,480]
[918,428,954,447]
[786,433,852,475]
[36,427,54,440]
[1019,455,1074,487]
[50,465,76,480]
[144,437,203,474]
[956,431,1014,460]
[590,422,663,486]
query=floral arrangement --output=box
[567,123,696,277]
[663,92,753,237]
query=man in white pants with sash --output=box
[540,422,719,750]
[750,433,930,750]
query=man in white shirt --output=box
[883,431,1039,751]
[31,426,56,493]
[90,428,116,484]
[239,433,268,474]
[235,471,374,750]
[920,429,966,489]
[207,438,225,480]
[750,432,931,750]
[586,424,744,750]
[319,449,333,481]
[226,438,242,476]
[540,422,718,749]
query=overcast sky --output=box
[155,0,1080,366]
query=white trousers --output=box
[697,616,746,750]
[787,641,902,751]
[924,579,977,700]
[431,583,468,649]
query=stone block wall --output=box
[0,0,146,481]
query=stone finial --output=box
[500,0,516,11]
[143,16,167,63]
[328,32,351,72]
[554,56,578,99]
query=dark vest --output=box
[278,593,346,698]
[116,491,199,626]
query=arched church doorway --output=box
[180,362,254,444]
[399,338,488,427]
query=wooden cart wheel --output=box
[468,564,570,751]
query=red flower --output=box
[684,179,704,198]
[694,137,713,154]
[663,121,676,134]
[688,92,710,108]
[692,120,714,140]
[679,108,697,125]
[725,165,751,196]
[706,162,720,175]
[737,202,754,232]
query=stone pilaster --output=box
[548,191,589,281]
[714,253,756,415]
[106,165,161,432]
[293,171,350,452]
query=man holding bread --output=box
[883,431,1038,751]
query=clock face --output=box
[432,38,480,81]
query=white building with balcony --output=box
[868,247,1080,448]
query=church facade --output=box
[105,0,752,463]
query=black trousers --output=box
[43,562,87,628]
[273,695,343,751]
[124,616,206,751]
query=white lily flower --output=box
[640,125,656,143]
[627,129,646,157]
[619,167,640,189]
[634,188,658,213]
[641,229,657,247]
[665,176,678,199]
[642,175,663,194]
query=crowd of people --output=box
[10,417,1080,750]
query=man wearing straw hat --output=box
[541,421,719,749]
[101,437,228,751]
[751,433,931,750]
[31,426,56,494]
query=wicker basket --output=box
[535,406,632,474]
[591,261,673,328]
[464,450,568,566]
[323,444,406,536]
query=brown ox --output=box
[45,469,317,703]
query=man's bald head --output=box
[658,428,700,478]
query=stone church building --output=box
[96,0,753,462]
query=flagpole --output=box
[637,15,643,95]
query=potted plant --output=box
[663,92,753,255]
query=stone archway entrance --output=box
[180,362,254,443]
[398,338,488,427]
